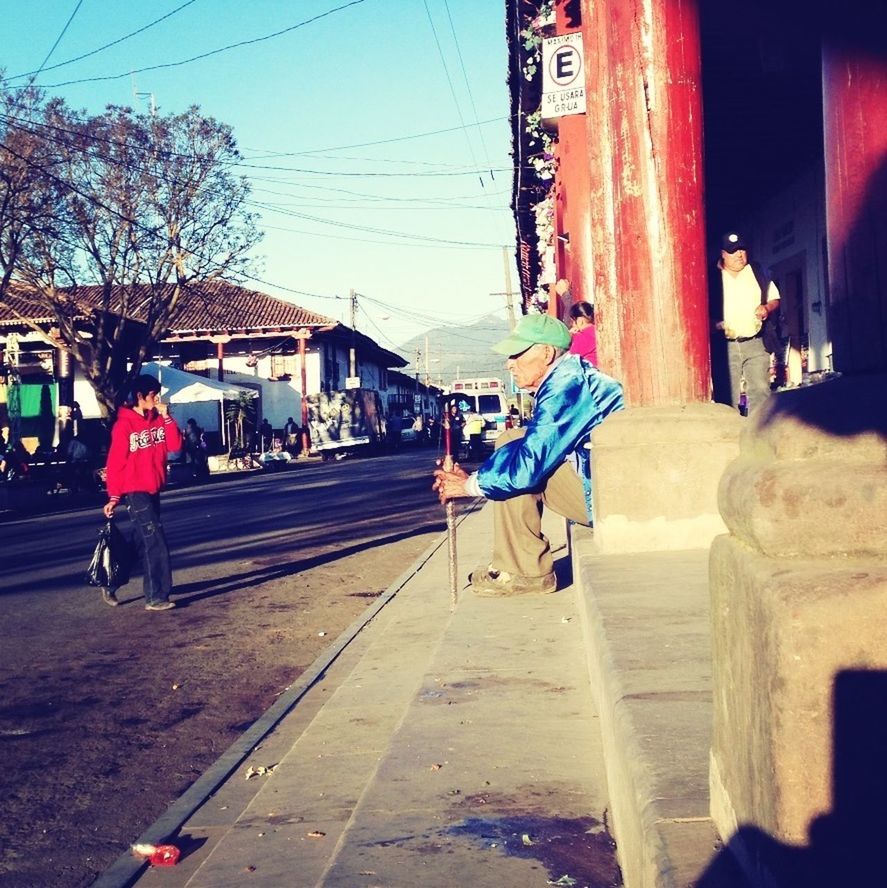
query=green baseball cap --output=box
[492,313,572,356]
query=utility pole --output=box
[502,246,517,331]
[424,335,430,386]
[494,247,523,419]
[349,288,357,380]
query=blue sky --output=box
[1,0,517,356]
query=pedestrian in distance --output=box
[386,412,403,452]
[446,402,465,459]
[185,418,209,480]
[259,418,273,452]
[464,410,484,461]
[433,314,624,597]
[65,433,93,493]
[712,231,782,415]
[102,374,183,610]
[284,416,300,454]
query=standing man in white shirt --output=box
[714,231,781,415]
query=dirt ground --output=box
[0,530,442,888]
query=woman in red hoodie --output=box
[103,374,183,610]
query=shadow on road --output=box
[172,522,445,605]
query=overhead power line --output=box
[0,111,512,180]
[249,201,507,248]
[5,0,201,81]
[421,0,486,190]
[259,222,503,251]
[0,114,513,249]
[29,0,85,83]
[442,0,497,184]
[240,115,508,159]
[22,0,369,90]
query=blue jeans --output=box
[126,492,172,604]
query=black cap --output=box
[720,232,747,253]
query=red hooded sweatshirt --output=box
[105,406,183,503]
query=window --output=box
[270,354,296,377]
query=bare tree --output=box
[2,93,261,417]
[0,83,64,303]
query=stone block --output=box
[591,403,742,553]
[709,534,887,849]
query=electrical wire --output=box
[239,115,508,159]
[1,111,514,180]
[25,0,369,90]
[1,115,514,251]
[4,0,201,81]
[442,0,497,184]
[28,0,85,83]
[249,201,508,248]
[259,222,501,251]
[232,159,511,177]
[421,0,487,190]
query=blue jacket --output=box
[476,355,624,521]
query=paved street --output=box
[0,448,451,888]
[2,448,447,603]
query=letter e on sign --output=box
[553,47,578,84]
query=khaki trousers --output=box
[489,428,590,578]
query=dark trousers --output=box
[126,492,172,604]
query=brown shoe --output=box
[469,565,557,597]
[101,588,119,607]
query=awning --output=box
[142,363,258,403]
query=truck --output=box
[445,377,511,451]
[306,389,387,459]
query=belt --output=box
[727,333,761,343]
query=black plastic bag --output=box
[85,519,130,588]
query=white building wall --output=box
[221,347,323,397]
[70,370,104,420]
[223,369,301,429]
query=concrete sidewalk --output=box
[95,502,745,888]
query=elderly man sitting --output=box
[433,314,624,596]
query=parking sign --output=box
[542,33,586,118]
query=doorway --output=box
[770,252,808,386]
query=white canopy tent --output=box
[142,362,258,448]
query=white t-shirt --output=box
[722,263,779,339]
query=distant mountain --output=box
[397,314,512,391]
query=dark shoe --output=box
[145,600,176,611]
[101,588,119,607]
[469,565,557,597]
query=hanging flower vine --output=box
[517,0,558,307]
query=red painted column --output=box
[581,0,709,405]
[581,0,618,377]
[822,8,887,375]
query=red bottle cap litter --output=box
[149,845,180,867]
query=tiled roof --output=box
[0,281,87,328]
[0,280,334,332]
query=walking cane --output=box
[442,411,458,611]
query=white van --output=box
[448,378,510,448]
